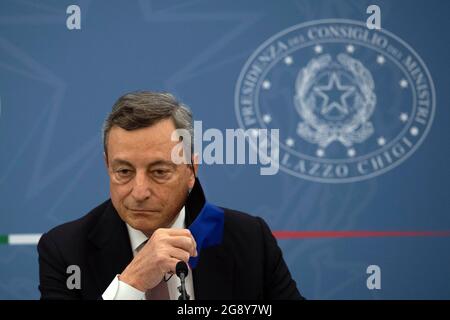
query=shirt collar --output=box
[126,206,186,252]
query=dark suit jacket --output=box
[38,179,303,300]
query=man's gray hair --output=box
[102,91,194,156]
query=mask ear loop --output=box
[164,273,174,282]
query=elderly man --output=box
[37,91,303,300]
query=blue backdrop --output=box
[0,0,449,299]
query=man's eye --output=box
[116,169,132,177]
[152,169,169,178]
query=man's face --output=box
[105,118,196,236]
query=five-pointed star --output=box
[313,73,356,116]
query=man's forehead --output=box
[108,122,175,144]
[107,122,179,163]
[108,140,175,165]
[108,123,178,151]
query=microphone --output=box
[176,261,190,300]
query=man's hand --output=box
[119,228,197,292]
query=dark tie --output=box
[145,279,170,300]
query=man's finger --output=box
[167,236,197,257]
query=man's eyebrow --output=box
[149,160,177,169]
[110,158,177,168]
[111,159,134,167]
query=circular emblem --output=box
[235,19,435,183]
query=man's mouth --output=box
[126,207,158,213]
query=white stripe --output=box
[8,234,42,245]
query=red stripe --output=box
[273,231,450,239]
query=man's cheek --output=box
[111,187,128,207]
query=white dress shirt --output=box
[102,207,195,300]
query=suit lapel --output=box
[185,178,206,225]
[87,201,133,296]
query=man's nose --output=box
[131,172,151,202]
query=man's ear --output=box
[103,152,109,169]
[192,153,199,175]
[188,153,199,188]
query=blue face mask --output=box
[188,202,224,269]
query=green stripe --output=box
[0,235,8,244]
